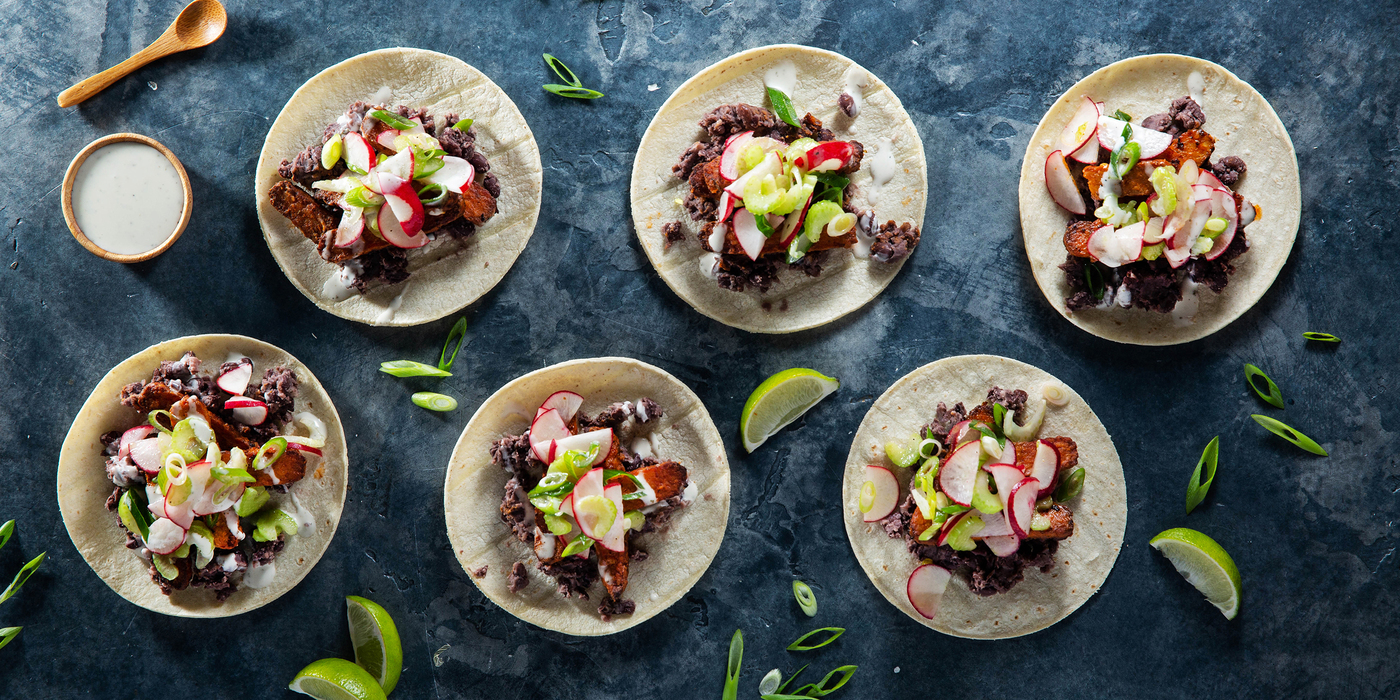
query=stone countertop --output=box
[1,0,1396,697]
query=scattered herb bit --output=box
[812,172,849,204]
[0,521,11,550]
[766,87,800,127]
[1113,109,1132,122]
[786,627,844,652]
[542,84,604,99]
[722,629,743,700]
[380,360,451,378]
[369,108,416,131]
[1303,332,1340,343]
[991,404,1007,436]
[0,552,44,605]
[1243,364,1284,409]
[776,664,808,694]
[543,53,582,87]
[559,534,593,558]
[439,317,469,371]
[797,665,858,697]
[1251,415,1327,456]
[1085,264,1105,300]
[792,580,818,617]
[1185,436,1220,515]
[417,182,449,206]
[451,117,474,132]
[0,627,18,652]
[1054,467,1085,502]
[412,392,458,412]
[759,669,782,695]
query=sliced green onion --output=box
[1054,467,1085,502]
[542,53,582,88]
[1113,109,1132,122]
[543,514,572,536]
[451,118,474,132]
[417,182,449,207]
[786,627,844,652]
[413,392,458,412]
[0,626,19,652]
[439,317,469,371]
[0,552,44,605]
[991,403,1007,436]
[1185,436,1220,515]
[754,212,776,238]
[1243,363,1284,409]
[858,481,875,513]
[211,466,256,484]
[369,108,416,130]
[543,84,604,99]
[916,437,940,460]
[1203,216,1228,235]
[601,468,644,489]
[345,186,383,208]
[380,360,451,378]
[0,520,12,551]
[722,629,743,700]
[321,132,343,170]
[759,669,782,696]
[775,664,807,694]
[1085,263,1104,300]
[766,87,800,127]
[560,534,594,558]
[1252,415,1327,456]
[1303,332,1340,343]
[148,410,176,433]
[251,438,287,473]
[799,665,858,697]
[792,580,817,617]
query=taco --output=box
[444,358,730,636]
[843,355,1126,638]
[631,45,927,334]
[57,335,347,617]
[256,48,543,326]
[1020,54,1300,345]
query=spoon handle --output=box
[57,32,182,108]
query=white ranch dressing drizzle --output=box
[370,85,392,103]
[632,473,659,506]
[866,137,898,204]
[853,212,875,259]
[243,561,276,589]
[1174,279,1201,325]
[680,480,698,505]
[321,262,362,302]
[375,285,409,323]
[72,141,184,255]
[842,66,871,117]
[707,223,728,252]
[289,494,318,538]
[223,509,245,541]
[1187,71,1205,104]
[634,399,649,422]
[536,528,556,560]
[763,60,798,96]
[218,553,241,572]
[699,252,721,279]
[630,436,655,460]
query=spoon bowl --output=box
[173,0,228,47]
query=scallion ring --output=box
[0,627,19,651]
[439,317,468,371]
[369,108,416,130]
[251,438,287,472]
[413,392,458,412]
[785,627,844,652]
[858,481,875,514]
[1303,332,1340,343]
[917,437,941,460]
[792,580,817,617]
[543,84,604,100]
[1251,415,1327,456]
[722,629,743,700]
[416,182,449,207]
[542,53,582,88]
[1184,436,1220,515]
[380,360,451,378]
[559,534,593,558]
[451,118,474,132]
[0,552,44,605]
[1243,363,1284,409]
[759,669,782,696]
[148,410,176,434]
[1054,467,1085,502]
[0,520,12,551]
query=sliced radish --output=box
[861,465,900,522]
[984,463,1025,515]
[145,517,186,555]
[906,564,951,619]
[344,132,374,173]
[936,512,968,547]
[1030,440,1060,498]
[774,189,816,246]
[288,443,323,457]
[1196,170,1224,190]
[1007,477,1041,538]
[731,209,767,261]
[719,131,755,181]
[717,191,736,223]
[1054,96,1101,154]
[376,149,415,182]
[948,421,974,447]
[117,425,155,459]
[217,359,254,395]
[793,141,854,172]
[598,483,628,552]
[1069,133,1100,164]
[529,409,571,463]
[973,510,1014,538]
[1206,190,1239,260]
[723,152,783,200]
[1087,225,1123,266]
[129,438,165,474]
[377,199,428,249]
[1142,216,1166,244]
[937,442,981,507]
[539,391,584,422]
[549,428,613,465]
[1044,150,1086,215]
[424,156,474,193]
[1115,220,1145,262]
[1096,116,1172,158]
[571,469,612,540]
[982,535,1021,557]
[225,397,268,426]
[377,128,401,150]
[376,173,425,236]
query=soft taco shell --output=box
[255,48,543,327]
[1019,54,1301,345]
[57,335,348,617]
[444,358,730,636]
[842,355,1126,639]
[630,44,927,334]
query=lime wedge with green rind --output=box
[740,368,839,453]
[346,596,402,694]
[1150,527,1242,620]
[288,658,387,700]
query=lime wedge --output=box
[1150,527,1242,620]
[346,596,403,694]
[740,368,839,453]
[289,658,387,700]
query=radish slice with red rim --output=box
[529,409,570,463]
[1007,477,1041,538]
[538,391,584,422]
[598,483,628,552]
[1030,440,1060,498]
[1044,150,1086,215]
[550,429,613,465]
[907,564,951,619]
[145,517,187,555]
[860,465,900,522]
[216,359,254,396]
[937,442,981,507]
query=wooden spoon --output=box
[57,0,228,108]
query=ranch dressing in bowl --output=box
[63,134,191,262]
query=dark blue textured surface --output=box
[1,0,1397,697]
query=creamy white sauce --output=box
[370,85,392,103]
[1114,284,1133,308]
[680,480,698,505]
[1240,199,1257,227]
[243,562,276,589]
[853,212,875,259]
[632,473,659,506]
[536,529,556,560]
[218,553,241,572]
[1174,279,1201,326]
[866,137,898,204]
[763,60,798,96]
[708,223,728,252]
[699,252,721,279]
[634,399,649,422]
[223,509,245,541]
[598,562,615,586]
[842,66,871,117]
[631,436,655,461]
[375,285,409,323]
[336,114,352,129]
[1187,71,1205,103]
[290,494,318,538]
[321,262,361,302]
[224,352,250,366]
[72,142,185,255]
